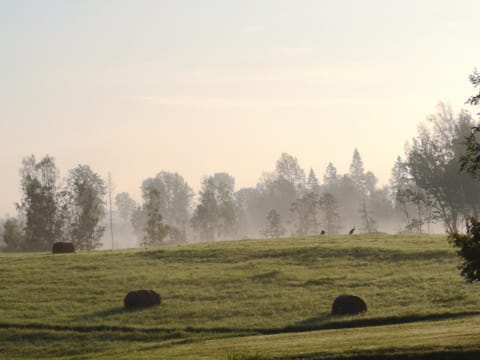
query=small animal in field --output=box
[349,227,355,235]
[320,230,325,235]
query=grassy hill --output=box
[1,234,480,359]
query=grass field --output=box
[1,234,480,359]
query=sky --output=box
[1,0,480,216]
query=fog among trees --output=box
[2,70,480,251]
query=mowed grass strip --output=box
[2,315,478,359]
[0,234,479,358]
[136,315,480,360]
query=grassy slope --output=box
[0,234,479,359]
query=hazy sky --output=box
[1,0,479,216]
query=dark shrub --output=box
[331,294,367,315]
[124,289,161,309]
[52,242,75,254]
[448,217,480,283]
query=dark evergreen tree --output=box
[323,162,338,185]
[307,168,321,194]
[349,149,366,192]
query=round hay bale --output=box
[52,242,75,254]
[124,289,161,310]
[331,294,367,316]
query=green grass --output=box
[0,234,479,359]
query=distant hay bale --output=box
[52,242,75,254]
[331,294,367,316]
[124,289,161,310]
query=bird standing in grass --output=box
[349,227,355,235]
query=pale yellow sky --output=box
[1,0,479,215]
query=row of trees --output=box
[1,156,106,252]
[392,104,480,233]
[1,125,472,252]
[3,72,480,251]
[118,150,399,246]
[388,70,480,236]
[112,92,480,245]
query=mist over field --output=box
[1,1,480,250]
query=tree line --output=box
[2,72,480,252]
[1,157,106,251]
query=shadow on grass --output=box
[2,311,479,337]
[67,306,125,322]
[0,321,181,335]
[282,310,480,333]
[70,305,165,322]
[85,306,125,317]
[291,349,480,360]
[222,352,472,360]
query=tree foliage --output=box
[131,205,146,240]
[323,162,338,185]
[460,70,480,176]
[445,70,480,283]
[17,155,61,251]
[141,186,169,247]
[235,187,264,238]
[449,217,480,282]
[306,168,320,194]
[5,156,109,252]
[261,209,286,238]
[390,156,415,229]
[115,192,137,223]
[359,197,377,233]
[406,103,480,231]
[467,69,480,110]
[63,165,106,250]
[318,192,341,234]
[275,153,305,192]
[140,171,193,242]
[349,148,366,193]
[290,192,320,236]
[191,173,237,241]
[349,149,377,232]
[2,218,25,252]
[256,173,298,228]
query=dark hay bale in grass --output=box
[52,242,75,254]
[124,290,161,310]
[331,294,367,316]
